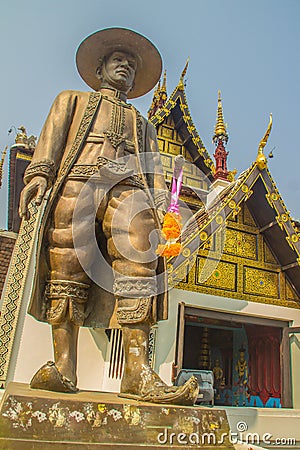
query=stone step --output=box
[0,382,234,449]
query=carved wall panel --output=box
[161,125,173,139]
[243,203,256,227]
[196,257,237,292]
[224,228,257,260]
[243,267,279,298]
[263,241,278,265]
[286,279,299,301]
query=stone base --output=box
[0,382,235,449]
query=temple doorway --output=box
[175,303,291,407]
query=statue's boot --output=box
[30,318,79,393]
[119,324,199,405]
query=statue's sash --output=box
[47,91,102,214]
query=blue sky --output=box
[0,0,299,228]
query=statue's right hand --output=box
[19,176,48,220]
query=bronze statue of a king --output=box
[19,28,198,405]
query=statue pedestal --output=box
[0,382,234,449]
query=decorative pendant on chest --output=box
[104,101,126,149]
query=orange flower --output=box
[156,242,182,257]
[161,212,182,240]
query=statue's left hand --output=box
[19,176,48,220]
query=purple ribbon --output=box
[168,155,184,214]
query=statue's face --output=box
[100,51,137,93]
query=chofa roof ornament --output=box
[256,113,273,170]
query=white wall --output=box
[10,314,108,391]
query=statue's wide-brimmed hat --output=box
[76,28,162,99]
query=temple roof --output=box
[149,64,215,181]
[168,160,300,306]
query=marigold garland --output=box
[156,242,182,257]
[161,212,182,240]
[156,155,184,258]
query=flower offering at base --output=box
[156,155,184,258]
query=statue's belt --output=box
[68,156,144,189]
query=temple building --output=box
[1,66,300,443]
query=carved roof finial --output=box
[256,113,272,170]
[213,90,228,144]
[0,145,8,188]
[178,57,189,90]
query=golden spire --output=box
[178,57,189,90]
[161,69,167,92]
[0,145,8,188]
[213,90,228,142]
[256,113,272,170]
[147,72,168,119]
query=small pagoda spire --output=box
[0,146,8,188]
[148,71,168,119]
[213,91,229,181]
[213,90,228,144]
[161,69,167,92]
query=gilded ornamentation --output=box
[243,267,279,298]
[264,241,277,264]
[167,263,173,273]
[256,114,272,170]
[243,203,256,227]
[224,229,257,260]
[286,234,300,250]
[196,257,237,292]
[149,71,212,172]
[276,214,284,230]
[182,248,191,257]
[200,231,208,241]
[286,280,300,301]
[215,215,223,225]
[171,264,189,283]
